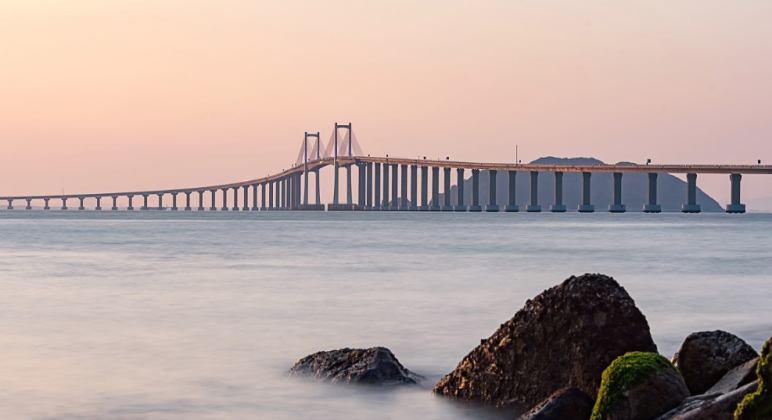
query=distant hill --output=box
[434,157,722,212]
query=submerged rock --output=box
[590,352,689,420]
[433,273,657,408]
[286,347,420,386]
[520,388,595,420]
[672,331,758,395]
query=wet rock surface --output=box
[672,330,758,395]
[705,357,759,396]
[654,381,758,420]
[433,274,658,408]
[519,388,594,420]
[287,347,420,386]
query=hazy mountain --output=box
[433,157,722,212]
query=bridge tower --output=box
[332,122,352,205]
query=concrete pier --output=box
[260,183,267,211]
[125,195,131,211]
[210,189,217,211]
[506,170,519,212]
[609,172,626,213]
[391,163,398,210]
[184,192,191,211]
[454,168,467,211]
[470,169,482,212]
[44,198,51,210]
[268,183,274,209]
[578,172,594,213]
[26,198,32,210]
[95,197,103,210]
[681,173,700,213]
[171,193,178,211]
[442,167,452,211]
[400,164,408,210]
[550,171,566,212]
[382,163,390,208]
[333,159,340,205]
[726,174,746,213]
[366,163,373,210]
[197,191,204,211]
[221,188,229,211]
[410,165,418,211]
[643,173,661,213]
[486,169,499,212]
[420,166,429,211]
[430,166,440,211]
[243,185,250,211]
[157,193,164,211]
[6,199,13,210]
[346,164,353,205]
[250,185,257,211]
[527,171,541,212]
[373,163,381,210]
[111,196,118,211]
[79,197,85,210]
[141,194,149,211]
[359,163,367,208]
[231,186,239,211]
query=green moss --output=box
[590,352,679,420]
[735,339,771,420]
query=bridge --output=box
[2,122,771,214]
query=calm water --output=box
[0,211,770,420]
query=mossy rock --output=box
[735,339,771,420]
[591,352,689,420]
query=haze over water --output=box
[0,211,770,419]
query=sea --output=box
[0,211,770,420]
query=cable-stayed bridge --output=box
[2,122,771,213]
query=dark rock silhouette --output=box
[433,273,657,408]
[673,331,758,395]
[520,388,595,420]
[654,381,758,420]
[434,157,722,212]
[287,347,420,386]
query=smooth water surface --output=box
[0,211,770,420]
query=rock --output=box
[673,330,758,395]
[286,347,420,386]
[433,274,658,408]
[735,336,771,420]
[654,381,758,420]
[590,352,690,420]
[705,357,759,396]
[520,388,594,420]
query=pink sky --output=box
[1,1,771,206]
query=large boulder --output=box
[433,274,658,408]
[672,331,758,395]
[654,381,758,420]
[735,337,771,420]
[520,388,595,420]
[706,357,759,396]
[590,352,690,420]
[286,347,420,386]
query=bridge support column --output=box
[260,184,267,210]
[609,173,626,213]
[197,191,204,211]
[430,166,440,211]
[251,185,258,211]
[61,197,69,210]
[110,196,118,211]
[125,196,131,211]
[527,171,541,212]
[6,199,13,210]
[486,170,499,212]
[303,165,309,207]
[314,171,321,207]
[506,171,519,212]
[442,167,452,211]
[26,198,32,210]
[359,163,366,208]
[95,196,102,211]
[366,163,373,210]
[231,187,239,211]
[184,192,191,211]
[268,183,274,210]
[346,164,353,206]
[373,163,381,211]
[210,190,217,211]
[410,165,418,211]
[79,197,85,210]
[171,193,178,211]
[333,160,340,205]
[221,188,229,211]
[551,172,566,212]
[400,164,408,210]
[281,178,286,210]
[391,164,399,210]
[455,168,467,211]
[141,194,149,210]
[726,174,745,213]
[420,166,429,211]
[243,185,250,211]
[382,163,390,209]
[682,173,700,213]
[578,172,594,213]
[470,169,481,211]
[644,173,661,213]
[156,194,164,210]
[44,198,51,210]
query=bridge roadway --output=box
[2,155,770,213]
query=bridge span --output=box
[2,123,770,213]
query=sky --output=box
[1,0,771,206]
